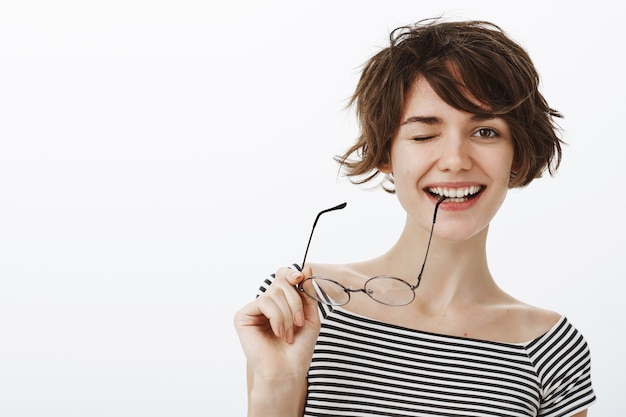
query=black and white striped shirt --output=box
[259,276,596,416]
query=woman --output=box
[234,19,596,416]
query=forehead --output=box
[404,77,443,109]
[402,74,492,120]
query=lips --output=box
[427,185,485,202]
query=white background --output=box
[0,0,622,415]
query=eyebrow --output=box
[401,114,498,125]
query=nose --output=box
[436,135,472,173]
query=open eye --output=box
[473,128,498,138]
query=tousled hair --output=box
[336,19,563,191]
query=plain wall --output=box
[0,0,622,415]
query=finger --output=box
[277,266,315,327]
[300,266,313,278]
[242,296,286,339]
[275,266,310,286]
[299,285,321,327]
[267,279,306,342]
[272,268,305,331]
[292,266,315,326]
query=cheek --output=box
[494,146,515,184]
[391,146,429,174]
[498,161,514,184]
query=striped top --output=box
[258,274,596,416]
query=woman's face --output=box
[381,76,515,241]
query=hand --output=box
[234,266,321,380]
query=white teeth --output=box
[428,186,482,199]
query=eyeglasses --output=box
[297,196,447,306]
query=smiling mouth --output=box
[427,185,484,202]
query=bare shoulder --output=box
[306,261,376,306]
[307,262,366,283]
[490,299,562,343]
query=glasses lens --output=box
[300,277,350,306]
[364,276,415,306]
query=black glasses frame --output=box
[297,196,447,306]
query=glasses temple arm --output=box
[416,195,447,284]
[301,202,347,269]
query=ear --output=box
[378,162,392,174]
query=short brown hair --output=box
[336,19,563,191]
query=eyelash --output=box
[411,135,436,142]
[473,128,499,138]
[411,128,500,142]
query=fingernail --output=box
[286,328,294,344]
[290,271,302,280]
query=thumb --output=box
[297,266,321,324]
[285,265,313,286]
[300,266,313,279]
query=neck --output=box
[376,218,497,314]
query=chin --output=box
[434,221,490,243]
